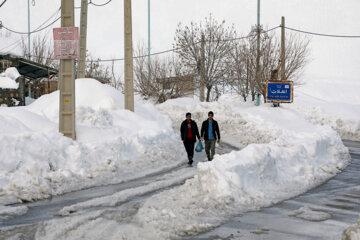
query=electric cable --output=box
[0,0,7,8]
[285,26,360,38]
[89,0,112,7]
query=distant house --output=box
[159,74,195,96]
[0,54,58,106]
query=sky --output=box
[0,0,360,83]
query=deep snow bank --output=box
[287,79,360,141]
[127,98,350,239]
[30,96,351,240]
[0,78,185,205]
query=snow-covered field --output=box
[0,74,359,239]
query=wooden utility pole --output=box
[281,16,286,81]
[124,0,134,111]
[200,34,205,102]
[78,0,88,79]
[59,0,76,139]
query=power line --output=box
[285,26,360,38]
[0,7,61,53]
[0,0,7,8]
[1,16,61,35]
[89,0,112,7]
[75,0,113,9]
[31,25,280,63]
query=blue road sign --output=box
[265,81,293,103]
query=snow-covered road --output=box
[0,143,237,236]
[189,140,360,240]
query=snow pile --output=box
[0,205,28,221]
[39,97,348,240]
[27,95,352,240]
[0,78,185,205]
[132,119,349,239]
[343,217,360,240]
[288,79,360,141]
[0,67,20,89]
[156,96,281,149]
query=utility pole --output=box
[281,16,286,81]
[255,0,261,106]
[59,0,76,139]
[27,0,32,98]
[148,0,151,82]
[124,0,134,111]
[27,0,31,58]
[200,34,205,102]
[78,0,88,79]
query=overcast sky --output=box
[1,0,360,82]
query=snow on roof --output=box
[0,67,20,89]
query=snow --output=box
[0,205,28,221]
[289,205,331,221]
[0,75,358,239]
[29,90,352,239]
[0,78,185,205]
[343,217,360,240]
[0,67,20,89]
[287,81,360,141]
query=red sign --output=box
[53,27,79,59]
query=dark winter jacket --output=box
[180,119,200,142]
[201,119,220,140]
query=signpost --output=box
[53,27,79,60]
[264,81,293,103]
[54,0,77,140]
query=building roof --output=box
[0,54,58,80]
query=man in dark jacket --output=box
[200,111,220,161]
[180,112,200,165]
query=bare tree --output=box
[174,14,237,101]
[84,54,111,84]
[108,60,124,92]
[22,34,59,69]
[134,44,191,103]
[227,27,310,100]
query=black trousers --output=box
[183,138,195,161]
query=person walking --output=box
[180,112,200,165]
[201,111,220,161]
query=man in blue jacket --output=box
[200,111,220,161]
[180,112,200,165]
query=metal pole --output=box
[78,0,88,79]
[255,0,261,105]
[124,0,134,111]
[200,34,205,102]
[27,0,32,98]
[148,0,151,81]
[281,16,286,81]
[59,0,76,139]
[27,0,31,58]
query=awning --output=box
[0,54,58,80]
